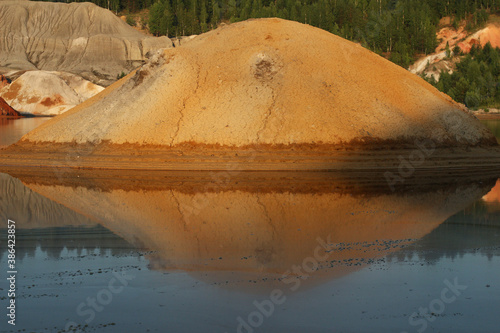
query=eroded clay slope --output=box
[0,1,172,85]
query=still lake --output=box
[0,117,51,148]
[0,118,499,333]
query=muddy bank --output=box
[474,112,500,120]
[1,140,500,172]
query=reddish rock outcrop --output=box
[0,74,9,89]
[0,96,21,117]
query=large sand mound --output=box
[3,18,499,171]
[0,1,172,86]
[23,18,495,147]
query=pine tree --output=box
[149,1,166,36]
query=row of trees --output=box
[427,43,500,109]
[35,0,155,13]
[146,0,500,67]
[33,0,500,70]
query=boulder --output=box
[0,70,104,116]
[0,1,173,86]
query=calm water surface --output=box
[481,118,500,143]
[0,117,51,148]
[0,118,499,333]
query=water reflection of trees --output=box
[0,226,134,262]
[387,199,500,264]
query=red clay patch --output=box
[40,94,64,107]
[0,97,21,117]
[1,82,21,100]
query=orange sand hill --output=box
[0,96,20,117]
[22,18,495,146]
[1,18,499,171]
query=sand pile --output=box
[0,71,104,115]
[23,18,495,146]
[0,1,172,85]
[0,96,19,117]
[3,18,499,171]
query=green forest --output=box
[426,43,500,109]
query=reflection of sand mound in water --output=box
[482,179,500,213]
[15,172,493,290]
[13,19,496,155]
[483,179,500,203]
[0,173,96,228]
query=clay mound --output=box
[0,70,104,115]
[0,96,20,117]
[0,1,172,86]
[22,18,495,148]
